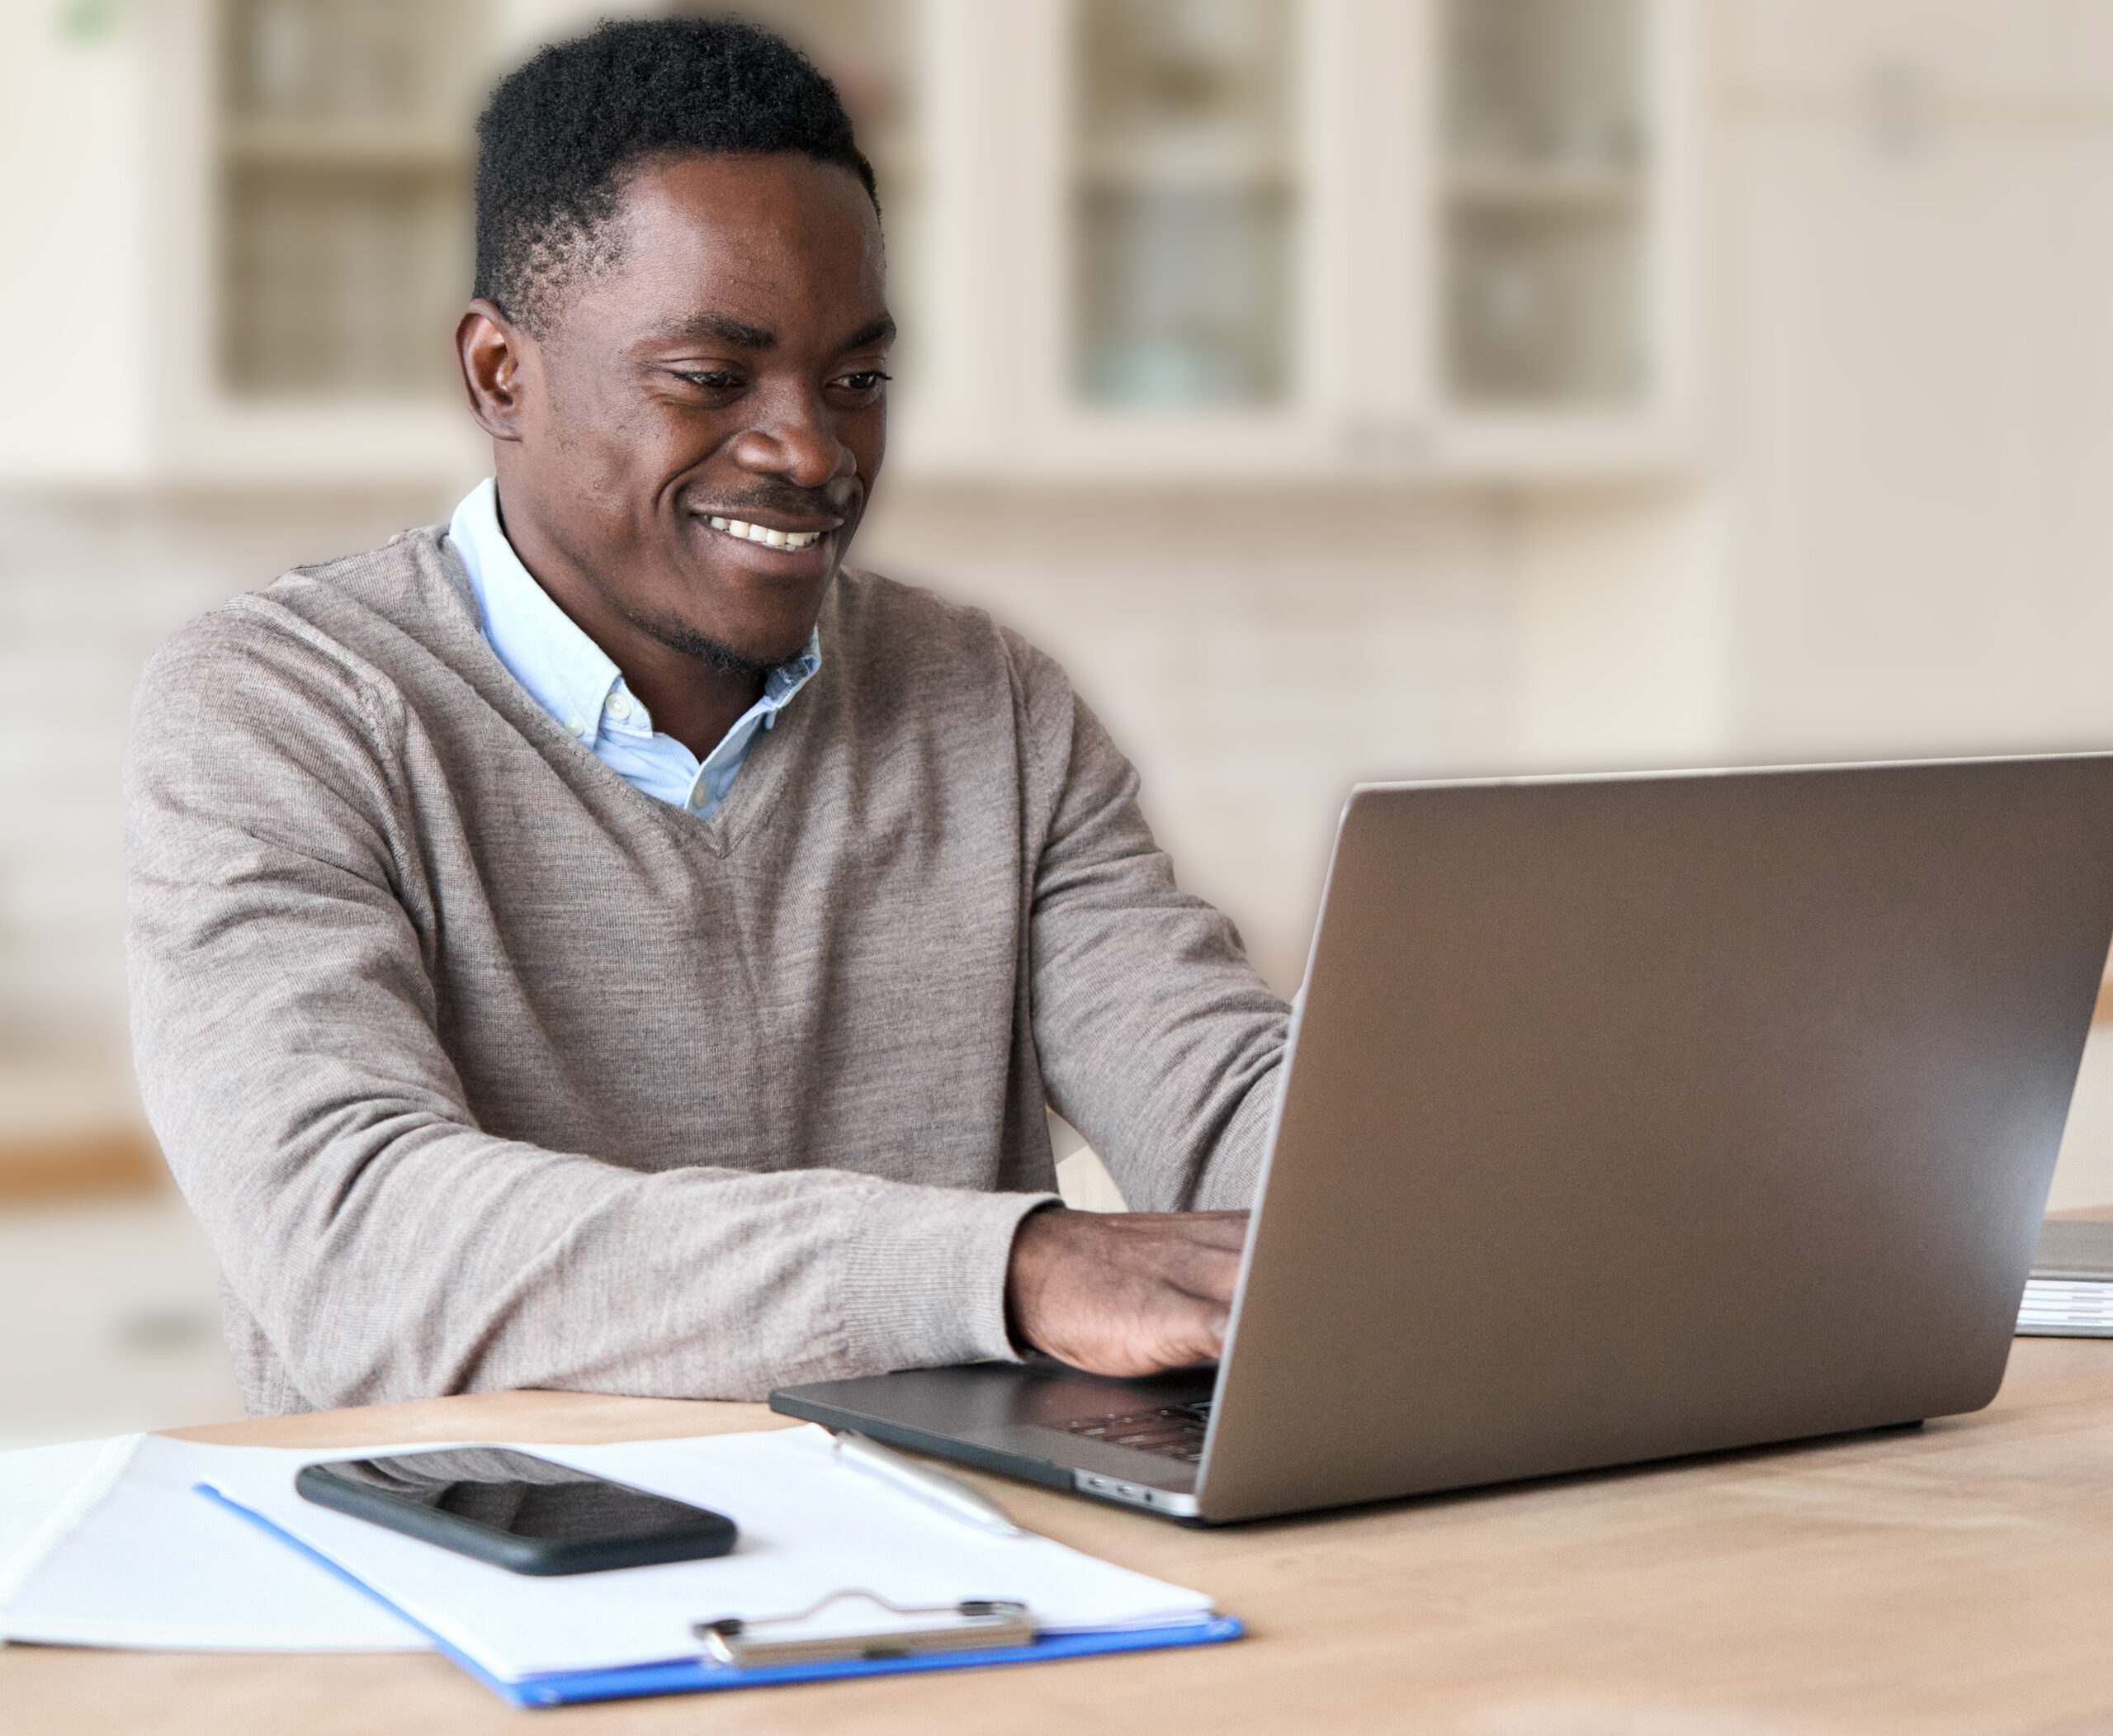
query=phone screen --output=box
[314,1447,718,1541]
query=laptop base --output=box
[772,1361,1213,1521]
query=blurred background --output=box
[3,0,2113,1442]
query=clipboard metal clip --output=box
[693,1588,1035,1667]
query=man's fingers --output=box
[1144,1294,1232,1374]
[1072,1294,1231,1379]
[1005,1206,1255,1377]
[1163,1240,1244,1306]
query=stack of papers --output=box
[0,1435,423,1650]
[2018,1282,2113,1334]
[2017,1220,2113,1337]
[0,1424,1233,1705]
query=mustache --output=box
[683,482,855,524]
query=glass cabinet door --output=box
[173,0,1689,484]
[1071,0,1298,410]
[219,0,485,400]
[1436,0,1653,410]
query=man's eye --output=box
[835,370,892,393]
[677,370,744,391]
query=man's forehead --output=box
[589,154,886,336]
[619,152,881,255]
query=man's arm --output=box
[972,635,1288,1378]
[126,607,1047,1411]
[1014,634,1291,1216]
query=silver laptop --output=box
[773,755,2113,1524]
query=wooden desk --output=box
[10,1344,2113,1736]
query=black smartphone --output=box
[295,1445,738,1576]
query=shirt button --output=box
[606,692,632,720]
[565,717,585,737]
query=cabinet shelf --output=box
[1076,138,1292,187]
[221,121,470,173]
[1444,164,1643,210]
[1075,166,1297,199]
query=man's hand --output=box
[1005,1208,1250,1378]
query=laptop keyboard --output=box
[1066,1399,1213,1464]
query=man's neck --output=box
[495,494,769,759]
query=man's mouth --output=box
[704,515,828,552]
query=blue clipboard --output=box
[195,1484,1244,1707]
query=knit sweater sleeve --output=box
[125,603,1046,1412]
[1012,637,1291,1213]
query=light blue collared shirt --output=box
[448,479,821,820]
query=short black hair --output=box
[473,16,877,336]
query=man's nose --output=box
[728,388,856,491]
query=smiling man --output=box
[125,18,1286,1416]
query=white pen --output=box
[831,1431,1024,1538]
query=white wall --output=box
[1508,488,1731,773]
[1504,0,2113,778]
[0,2,153,482]
[1717,0,2113,764]
[0,489,460,1056]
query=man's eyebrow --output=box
[640,314,895,352]
[646,313,777,349]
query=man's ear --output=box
[457,300,529,442]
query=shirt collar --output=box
[450,478,623,745]
[757,631,823,729]
[448,477,823,750]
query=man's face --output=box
[490,153,891,672]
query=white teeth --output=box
[706,515,823,551]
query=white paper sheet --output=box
[0,1435,430,1651]
[0,1436,141,1607]
[202,1425,1216,1682]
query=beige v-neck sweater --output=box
[125,527,1288,1414]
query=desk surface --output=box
[10,1344,2113,1736]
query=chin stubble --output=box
[626,609,792,682]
